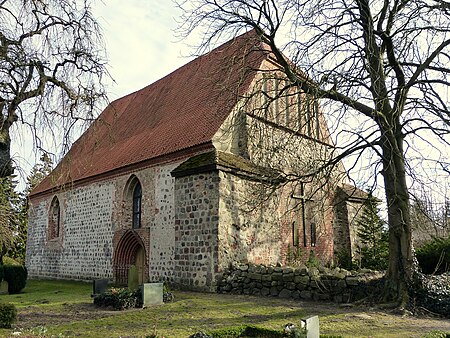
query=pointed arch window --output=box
[48,196,61,240]
[132,181,142,229]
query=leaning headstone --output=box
[141,283,163,307]
[128,265,139,290]
[92,279,108,296]
[301,315,319,338]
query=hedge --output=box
[416,236,450,274]
[93,287,142,310]
[0,303,17,328]
[2,265,27,294]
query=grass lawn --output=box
[0,279,449,337]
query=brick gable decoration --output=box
[26,30,366,291]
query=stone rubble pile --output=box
[217,262,384,303]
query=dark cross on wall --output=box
[291,182,315,247]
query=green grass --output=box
[0,279,449,338]
[0,278,92,308]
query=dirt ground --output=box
[15,293,450,336]
[17,303,119,329]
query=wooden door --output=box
[135,246,145,285]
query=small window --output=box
[311,222,317,247]
[314,100,320,139]
[297,92,302,131]
[48,196,61,240]
[274,77,279,124]
[285,80,290,126]
[292,221,299,246]
[132,182,142,229]
[263,74,268,119]
[306,96,312,137]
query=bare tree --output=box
[0,0,108,177]
[177,0,450,305]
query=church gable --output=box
[207,61,344,267]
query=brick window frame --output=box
[132,181,142,229]
[124,175,143,229]
[48,196,62,240]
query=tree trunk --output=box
[0,125,13,178]
[380,128,415,305]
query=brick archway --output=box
[113,230,148,285]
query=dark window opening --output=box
[49,197,61,239]
[292,221,299,246]
[311,222,317,247]
[132,182,142,229]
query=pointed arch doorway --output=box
[113,230,148,285]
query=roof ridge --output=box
[31,29,269,196]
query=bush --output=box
[334,250,356,270]
[3,265,27,294]
[163,283,174,303]
[205,325,342,338]
[93,287,142,310]
[306,250,320,268]
[208,325,285,338]
[286,245,304,267]
[0,303,17,328]
[0,265,3,283]
[2,257,21,266]
[411,273,450,318]
[421,331,450,338]
[416,236,450,274]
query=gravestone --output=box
[128,265,139,291]
[141,283,163,307]
[92,279,108,296]
[301,315,319,338]
[0,281,8,295]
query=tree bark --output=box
[0,125,13,178]
[380,126,414,305]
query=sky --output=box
[93,0,194,101]
[9,0,448,204]
[12,0,196,185]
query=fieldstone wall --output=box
[217,262,384,303]
[26,161,181,283]
[173,171,221,291]
[26,182,115,280]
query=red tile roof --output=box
[31,30,268,196]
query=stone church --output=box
[25,30,365,291]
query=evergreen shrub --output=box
[3,265,27,294]
[93,287,142,310]
[306,250,320,268]
[0,303,17,328]
[416,236,450,274]
[356,194,389,270]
